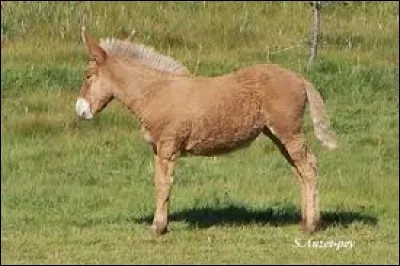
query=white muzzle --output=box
[75,98,93,120]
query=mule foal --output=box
[75,28,337,236]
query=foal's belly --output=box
[183,98,265,156]
[184,123,263,156]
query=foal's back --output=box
[140,64,308,155]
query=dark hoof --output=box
[151,222,168,235]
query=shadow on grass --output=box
[133,203,378,230]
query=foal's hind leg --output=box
[263,127,320,233]
[263,128,305,222]
[283,135,320,233]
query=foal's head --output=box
[75,28,115,120]
[75,27,191,119]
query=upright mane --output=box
[99,38,190,75]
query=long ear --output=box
[81,26,106,64]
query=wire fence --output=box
[266,38,309,55]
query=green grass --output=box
[1,1,399,264]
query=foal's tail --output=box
[304,81,337,150]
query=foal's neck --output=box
[108,58,185,117]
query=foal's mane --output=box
[99,38,190,75]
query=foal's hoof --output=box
[151,222,168,235]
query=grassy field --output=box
[1,1,399,264]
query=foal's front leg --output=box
[151,142,176,235]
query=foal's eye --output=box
[84,74,92,80]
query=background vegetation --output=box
[1,1,399,264]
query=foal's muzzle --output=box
[75,98,93,120]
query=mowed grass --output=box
[1,1,399,264]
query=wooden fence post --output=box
[308,1,322,69]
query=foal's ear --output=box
[81,26,107,65]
